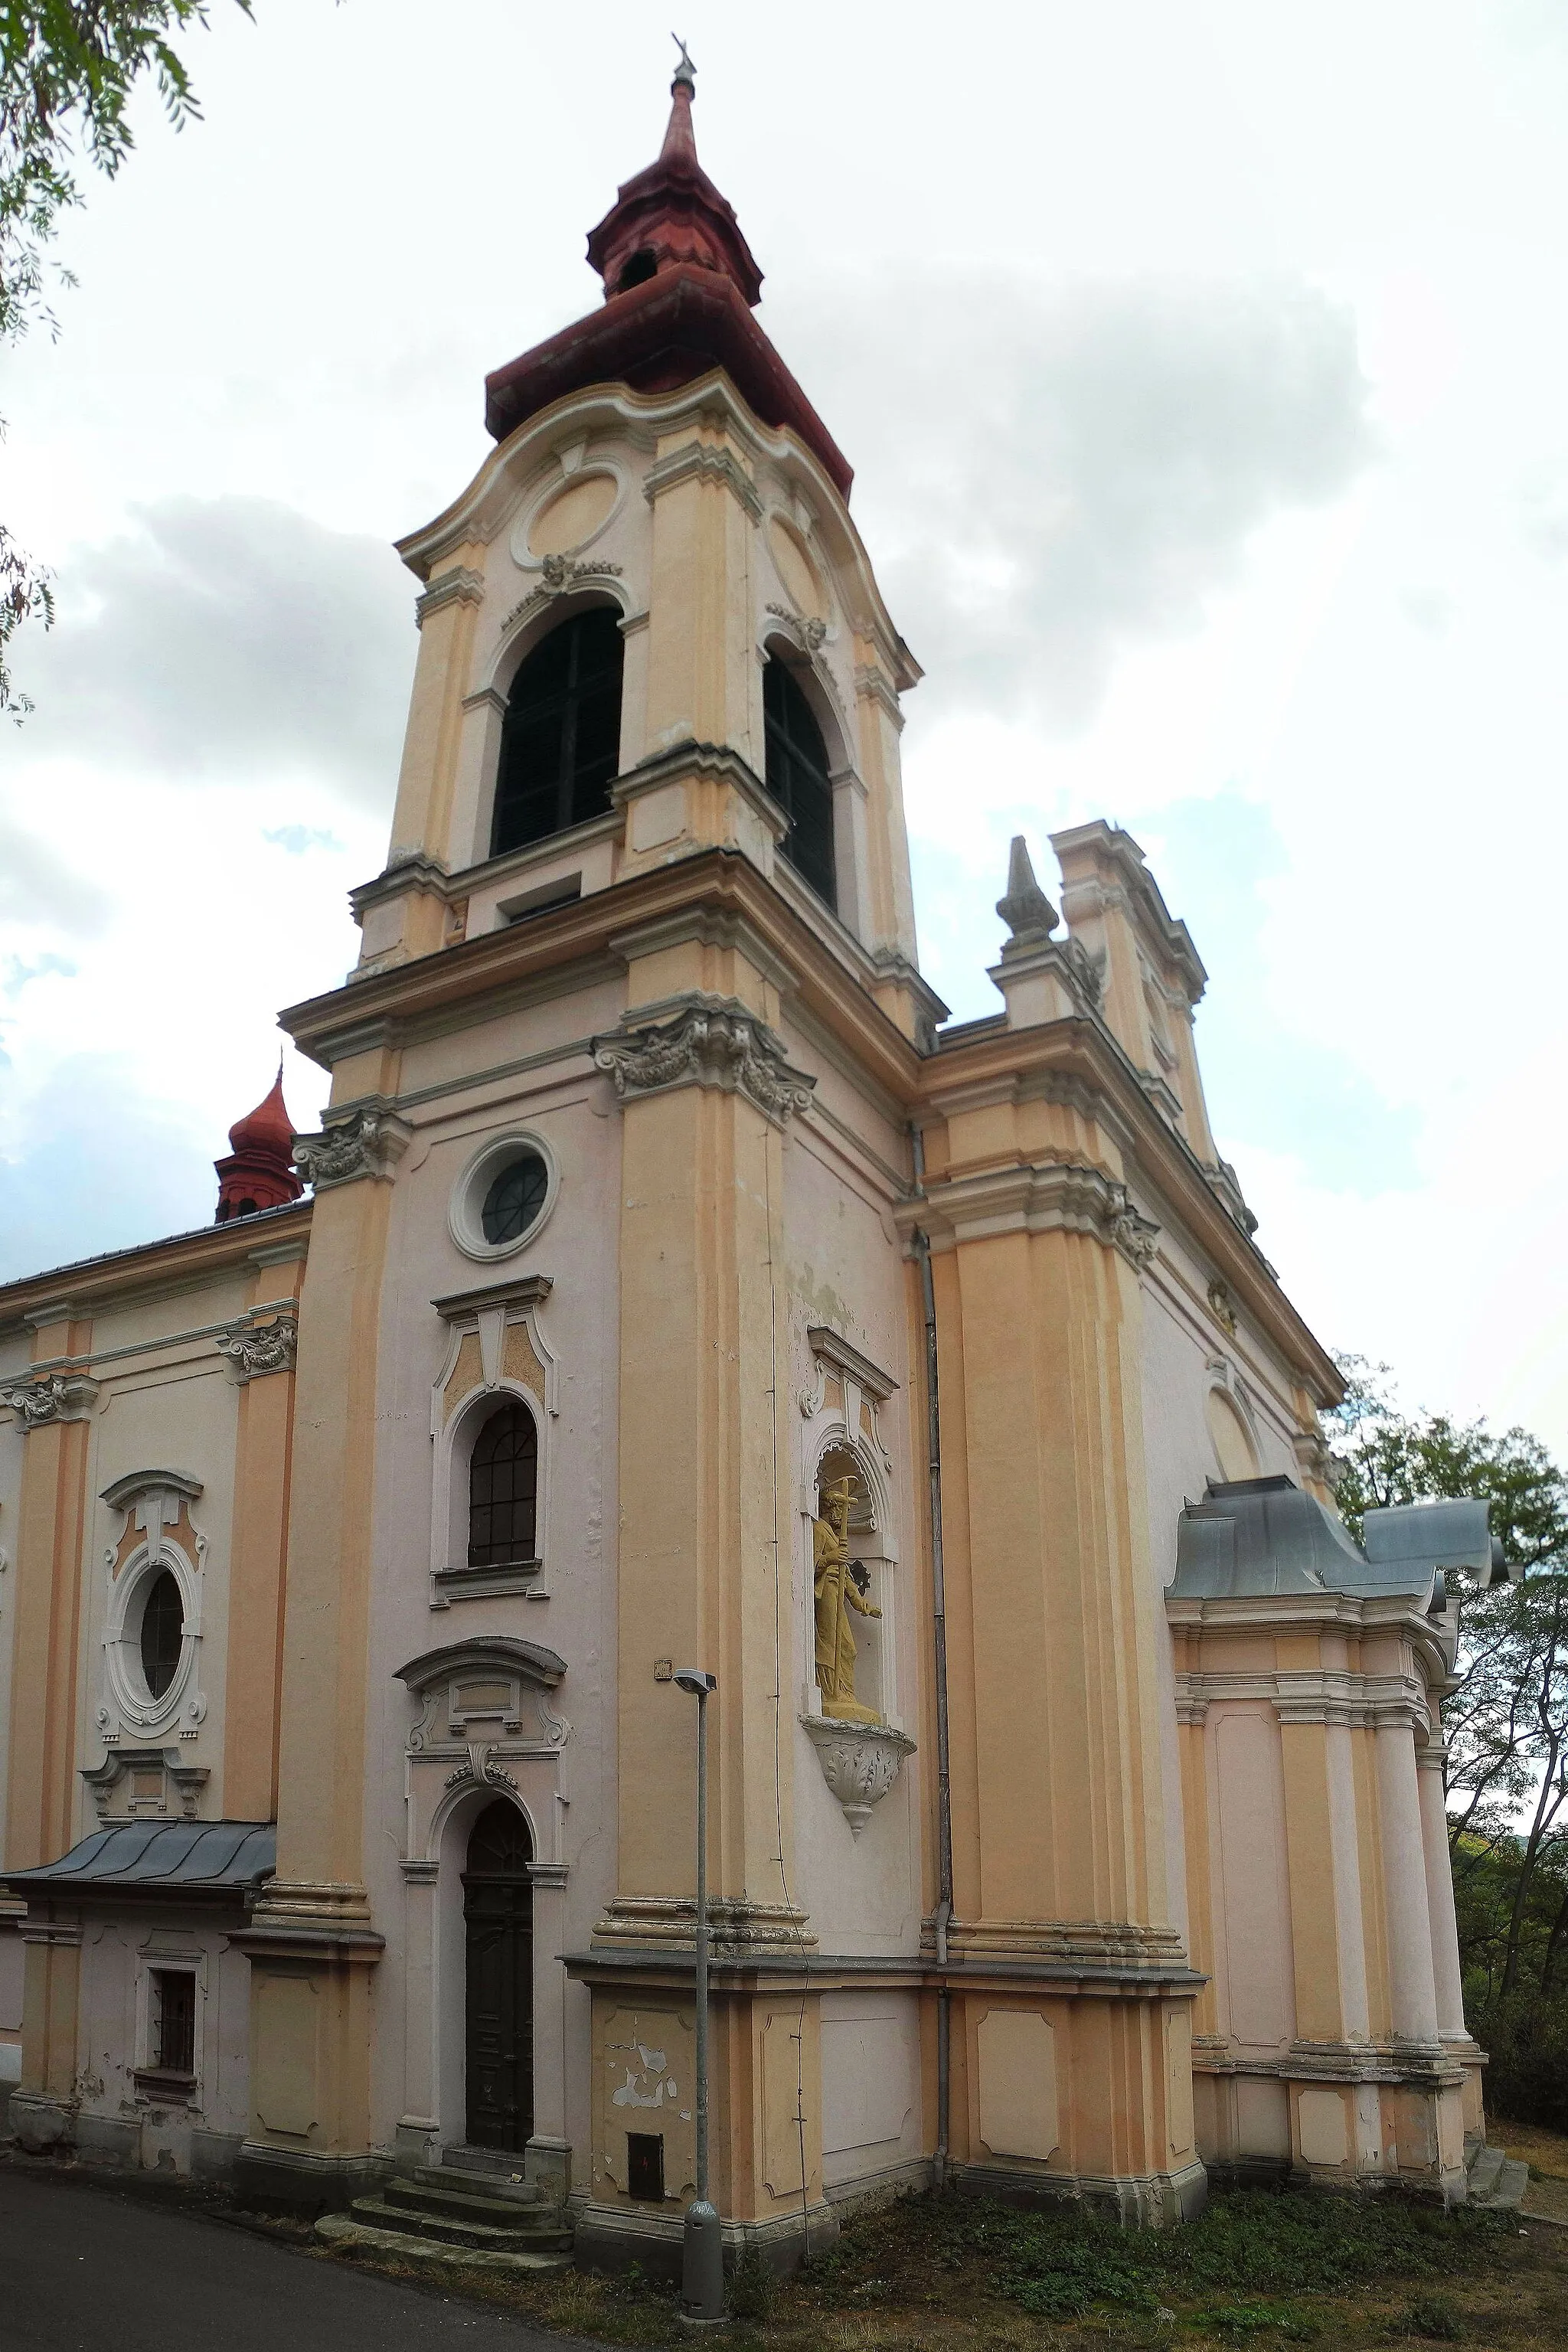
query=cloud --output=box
[0,814,113,937]
[15,498,414,804]
[784,272,1374,727]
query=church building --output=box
[0,54,1507,2271]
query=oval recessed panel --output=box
[527,472,618,560]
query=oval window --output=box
[139,1570,185,1701]
[481,1152,549,1246]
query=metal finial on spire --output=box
[996,835,1060,949]
[671,32,696,94]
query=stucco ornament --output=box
[801,1713,916,1837]
[1106,1184,1161,1268]
[216,1310,298,1382]
[812,1476,882,1724]
[2,1373,99,1429]
[593,995,816,1125]
[765,600,828,652]
[292,1106,411,1188]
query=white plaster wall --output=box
[818,1988,923,2191]
[1209,1704,1296,2054]
[779,1039,923,1960]
[74,1909,251,2151]
[363,977,626,2164]
[83,1302,244,1839]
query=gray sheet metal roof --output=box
[4,1819,275,1896]
[1171,1475,1498,1603]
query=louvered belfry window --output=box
[469,1402,539,1567]
[492,608,625,857]
[763,658,837,910]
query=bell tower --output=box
[359,44,933,1048]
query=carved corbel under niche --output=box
[801,1713,916,1836]
[82,1746,209,1821]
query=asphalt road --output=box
[0,2167,584,2352]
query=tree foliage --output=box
[0,1,252,714]
[1326,1357,1568,2118]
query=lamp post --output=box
[673,1668,722,2324]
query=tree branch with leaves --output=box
[0,0,254,714]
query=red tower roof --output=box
[483,54,852,498]
[214,1067,303,1224]
[584,57,763,307]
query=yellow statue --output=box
[812,1476,882,1723]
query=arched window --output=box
[492,608,625,858]
[139,1570,185,1701]
[469,1402,538,1568]
[763,659,836,910]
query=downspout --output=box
[910,1123,954,2190]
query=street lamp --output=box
[672,1667,723,2325]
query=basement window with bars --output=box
[141,1968,197,2089]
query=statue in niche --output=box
[812,1475,882,1724]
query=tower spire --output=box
[658,40,699,168]
[584,44,763,307]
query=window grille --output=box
[152,1969,195,2077]
[469,1403,539,1567]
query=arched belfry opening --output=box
[492,606,625,858]
[763,657,837,910]
[462,1798,534,2151]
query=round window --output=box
[139,1569,185,1701]
[481,1152,549,1246]
[449,1131,560,1263]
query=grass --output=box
[312,2179,1568,2350]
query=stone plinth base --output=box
[234,2135,390,2216]
[953,2156,1208,2228]
[573,2194,838,2282]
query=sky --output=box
[3,0,1568,1451]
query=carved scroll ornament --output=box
[216,1309,299,1382]
[292,1106,411,1189]
[593,995,815,1125]
[2,1372,99,1429]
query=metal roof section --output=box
[1362,1498,1511,1587]
[3,1819,276,1896]
[1170,1474,1507,1603]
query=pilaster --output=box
[4,1309,96,1876]
[588,933,818,2254]
[240,1119,397,2203]
[220,1247,305,1822]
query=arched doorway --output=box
[462,1798,534,2151]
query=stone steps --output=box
[316,2212,574,2275]
[314,2159,574,2272]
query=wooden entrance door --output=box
[462,1798,534,2151]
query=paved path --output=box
[0,2167,585,2352]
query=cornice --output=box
[642,439,763,521]
[0,1201,312,1333]
[915,1017,1338,1402]
[279,848,927,1110]
[1166,1587,1457,1693]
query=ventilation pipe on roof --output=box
[910,1124,954,2190]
